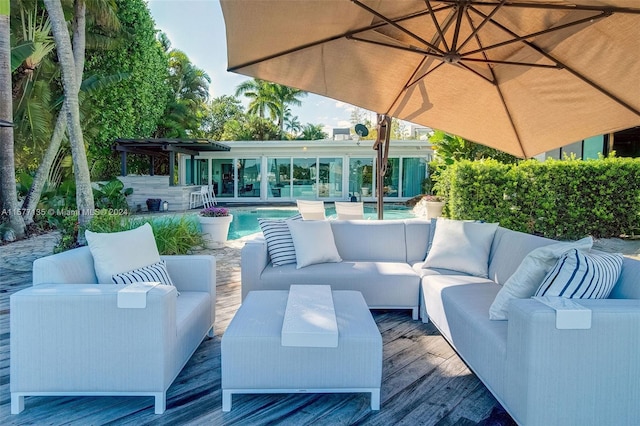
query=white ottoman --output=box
[221,290,382,411]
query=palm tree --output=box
[0,1,26,238]
[22,0,119,225]
[43,0,94,227]
[298,123,328,140]
[283,108,302,139]
[235,78,280,121]
[272,84,306,138]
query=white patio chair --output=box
[296,200,326,220]
[189,188,201,209]
[335,201,364,220]
[208,184,217,206]
[201,186,214,209]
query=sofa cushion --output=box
[330,220,408,262]
[489,236,593,320]
[534,249,624,299]
[260,261,420,309]
[85,223,161,284]
[111,260,176,287]
[422,276,507,396]
[175,291,212,370]
[258,214,302,267]
[288,220,342,268]
[487,227,556,285]
[404,219,432,264]
[423,219,498,278]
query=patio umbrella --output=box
[220,0,640,159]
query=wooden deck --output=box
[0,235,506,425]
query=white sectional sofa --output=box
[241,218,640,425]
[10,246,216,415]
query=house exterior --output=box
[181,139,433,204]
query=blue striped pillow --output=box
[534,249,623,299]
[111,260,175,287]
[258,214,302,267]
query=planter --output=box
[199,214,233,249]
[361,187,370,196]
[425,201,445,219]
[146,198,162,212]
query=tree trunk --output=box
[0,2,27,239]
[23,0,87,225]
[43,0,94,227]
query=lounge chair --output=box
[335,202,364,220]
[296,200,326,220]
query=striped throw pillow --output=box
[258,214,302,267]
[534,249,623,299]
[112,260,175,287]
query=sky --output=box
[147,0,375,135]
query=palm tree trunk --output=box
[0,2,27,239]
[23,0,87,225]
[43,0,94,227]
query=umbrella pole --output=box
[374,114,391,220]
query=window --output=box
[212,159,234,198]
[402,157,426,198]
[318,158,343,198]
[292,158,316,198]
[383,158,399,198]
[349,158,374,197]
[237,158,261,198]
[267,157,290,198]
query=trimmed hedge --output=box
[436,157,640,239]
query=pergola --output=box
[113,138,230,186]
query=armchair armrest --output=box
[10,284,178,394]
[161,254,216,330]
[240,237,269,300]
[504,298,640,425]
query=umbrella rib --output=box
[472,7,640,117]
[457,0,507,52]
[352,0,446,55]
[424,0,450,52]
[455,1,640,15]
[462,10,611,58]
[406,62,446,89]
[348,35,444,61]
[227,7,450,72]
[458,63,495,85]
[464,8,527,157]
[461,58,560,69]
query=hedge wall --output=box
[437,157,640,239]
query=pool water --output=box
[227,205,416,240]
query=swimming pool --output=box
[226,205,416,240]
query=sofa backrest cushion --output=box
[404,219,432,264]
[330,220,407,262]
[33,246,98,285]
[488,227,556,285]
[610,257,640,299]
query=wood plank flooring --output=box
[0,235,504,425]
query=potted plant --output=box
[198,207,233,248]
[146,198,162,212]
[423,194,445,219]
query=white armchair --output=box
[10,247,216,415]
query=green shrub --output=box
[54,211,204,255]
[438,157,640,239]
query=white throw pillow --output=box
[287,220,342,269]
[489,236,593,320]
[85,223,161,284]
[534,248,623,299]
[423,218,499,278]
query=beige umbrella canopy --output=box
[221,0,640,158]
